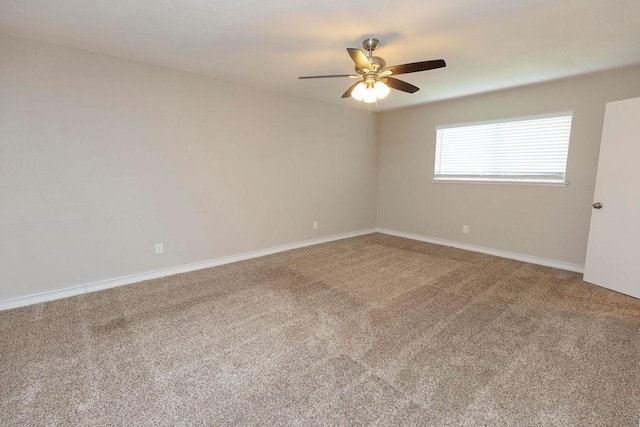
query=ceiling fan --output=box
[299,38,446,104]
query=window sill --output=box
[432,178,568,187]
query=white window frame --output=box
[433,112,573,186]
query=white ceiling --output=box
[1,0,640,111]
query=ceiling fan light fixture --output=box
[374,81,390,99]
[351,82,367,101]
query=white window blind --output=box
[434,113,573,184]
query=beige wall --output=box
[0,34,378,302]
[4,32,640,303]
[377,66,640,266]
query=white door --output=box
[584,97,640,299]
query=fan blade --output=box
[384,59,446,75]
[385,77,420,94]
[298,74,359,79]
[347,48,372,71]
[341,81,361,98]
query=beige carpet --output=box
[1,233,639,426]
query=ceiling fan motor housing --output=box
[355,57,386,74]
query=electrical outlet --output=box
[463,225,469,234]
[155,243,163,254]
[313,221,318,230]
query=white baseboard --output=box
[0,227,585,311]
[376,228,585,274]
[0,228,377,311]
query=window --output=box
[434,113,573,185]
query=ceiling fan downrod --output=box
[362,38,380,59]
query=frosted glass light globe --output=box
[363,87,377,104]
[351,82,366,101]
[374,81,390,99]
